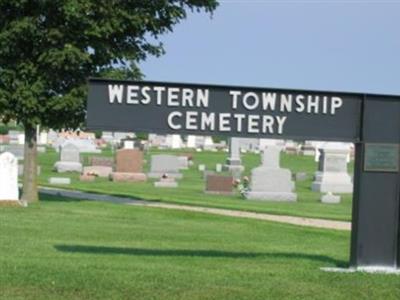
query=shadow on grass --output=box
[54,244,347,267]
[39,188,149,203]
[40,194,82,202]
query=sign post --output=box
[86,78,400,270]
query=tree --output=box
[0,0,218,203]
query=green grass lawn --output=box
[36,147,354,221]
[1,196,398,300]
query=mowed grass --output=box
[1,196,398,300]
[36,147,354,221]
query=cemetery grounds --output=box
[1,147,399,299]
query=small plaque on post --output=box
[364,144,399,172]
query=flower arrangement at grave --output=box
[236,176,250,198]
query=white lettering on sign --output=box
[227,91,343,115]
[108,85,124,104]
[127,85,139,104]
[107,85,209,108]
[167,111,182,130]
[107,84,346,136]
[166,111,288,135]
[331,97,343,114]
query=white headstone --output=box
[186,135,197,148]
[61,143,80,162]
[49,177,71,185]
[54,143,82,173]
[169,134,183,149]
[0,152,19,201]
[245,146,297,201]
[203,136,215,150]
[123,140,135,149]
[224,137,244,171]
[39,132,48,145]
[312,146,353,193]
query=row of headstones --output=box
[218,144,353,203]
[54,141,352,201]
[52,144,188,187]
[1,144,352,203]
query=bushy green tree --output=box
[0,0,218,203]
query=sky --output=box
[139,0,400,96]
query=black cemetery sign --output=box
[87,79,361,141]
[87,78,400,270]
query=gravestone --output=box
[165,134,183,149]
[198,164,206,172]
[245,146,297,201]
[83,166,112,178]
[205,174,234,195]
[301,141,316,156]
[284,140,299,155]
[224,137,244,172]
[216,163,222,172]
[115,149,143,173]
[38,131,48,145]
[202,136,215,150]
[110,149,147,182]
[88,156,114,168]
[148,154,182,179]
[314,142,352,163]
[111,172,147,182]
[49,177,71,185]
[123,140,135,149]
[0,152,19,202]
[54,143,82,173]
[186,135,196,148]
[312,147,353,193]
